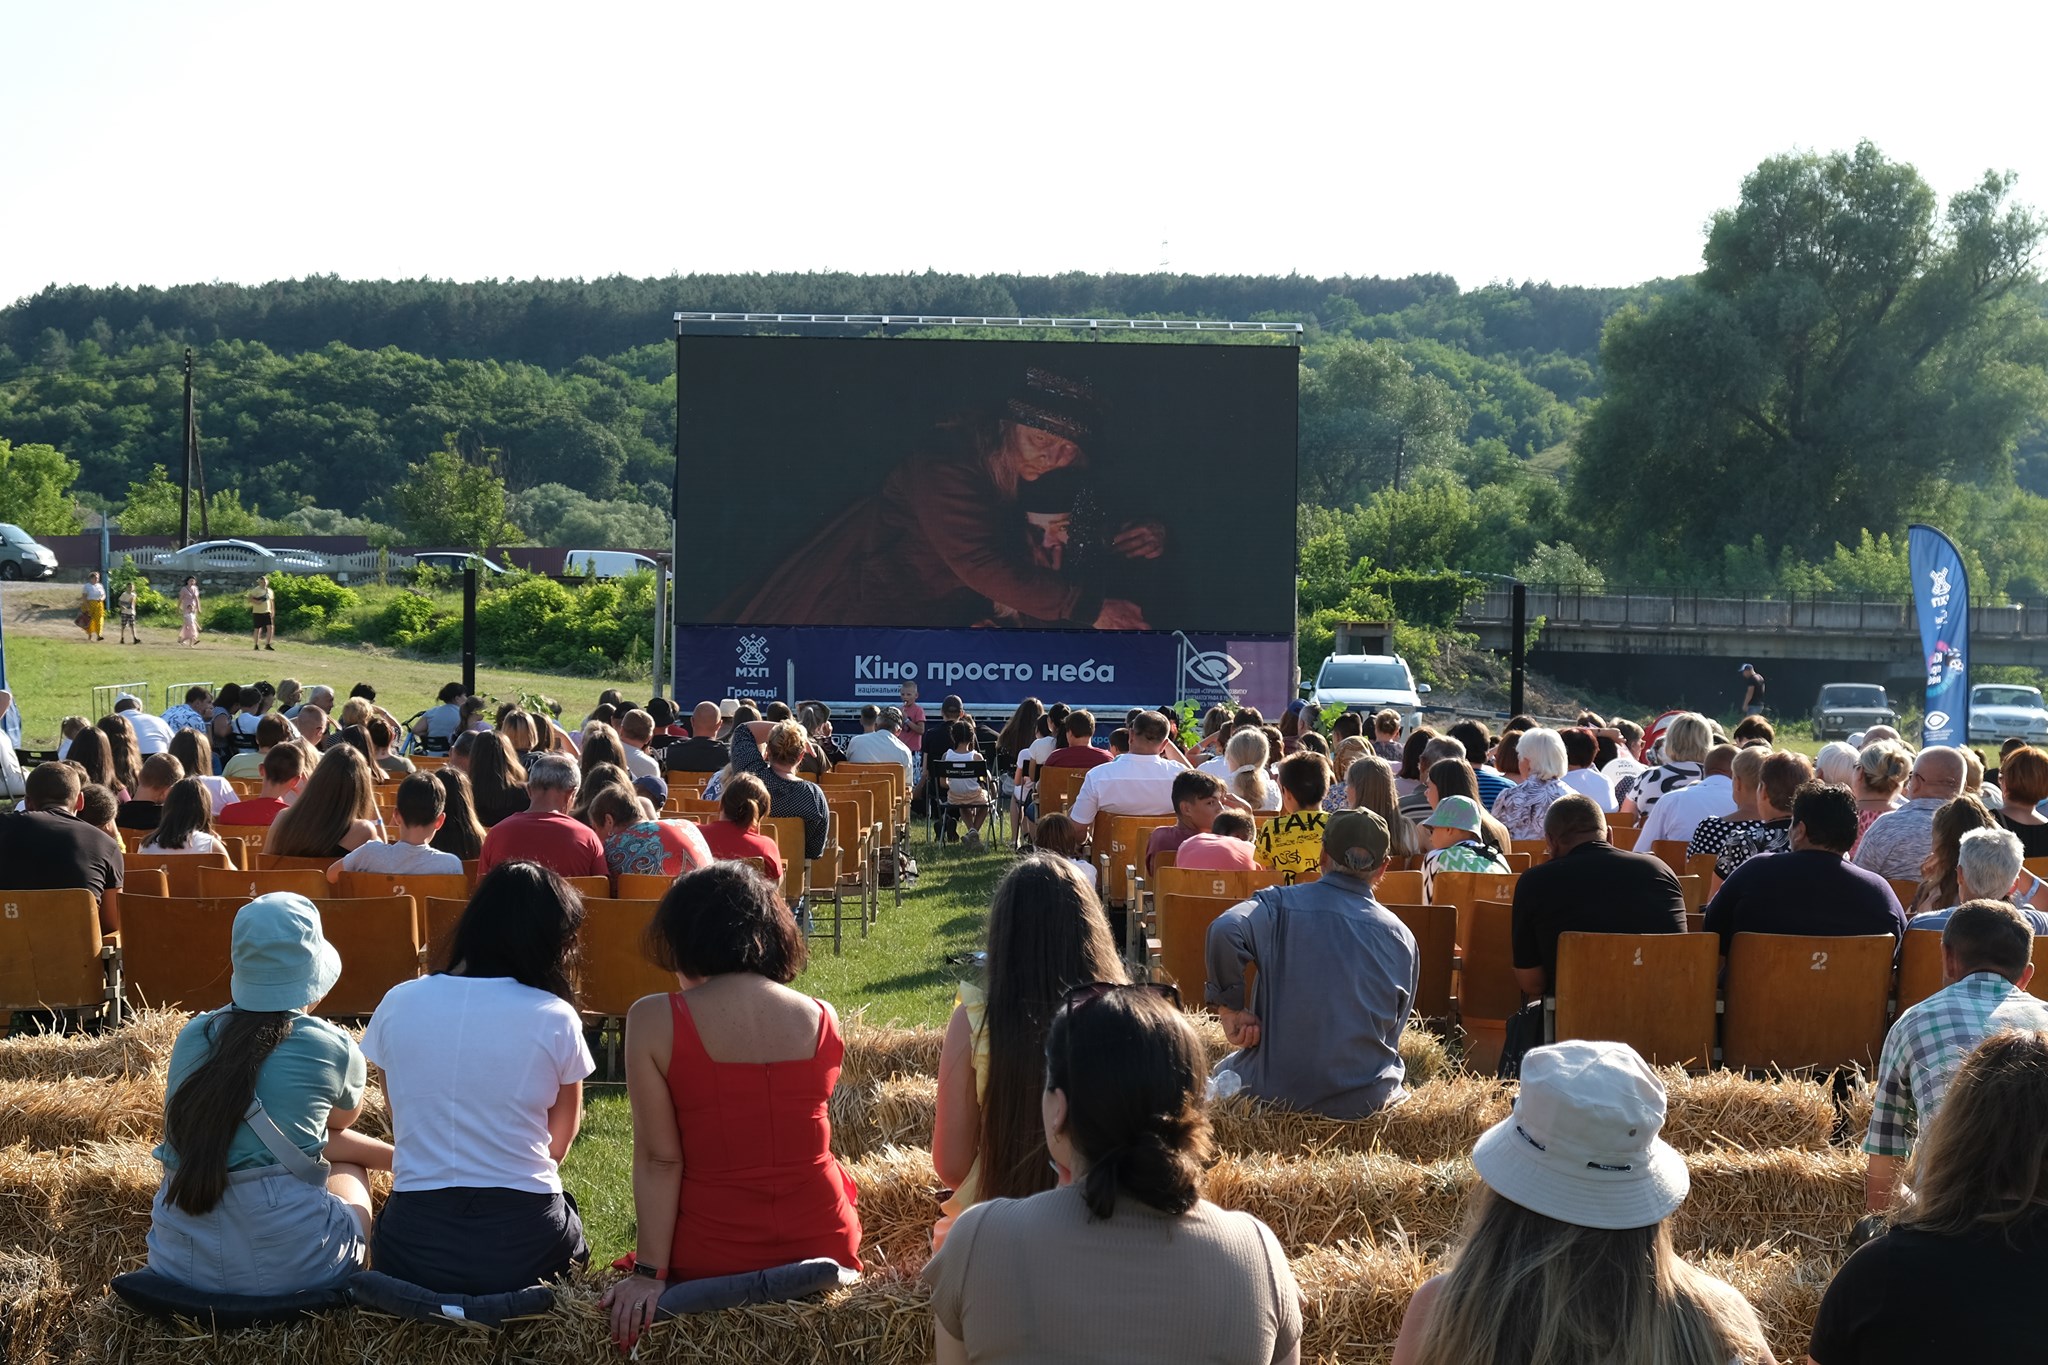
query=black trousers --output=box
[370,1187,588,1295]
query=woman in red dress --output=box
[600,862,859,1348]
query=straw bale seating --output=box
[0,1009,1863,1364]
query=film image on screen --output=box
[682,335,1298,637]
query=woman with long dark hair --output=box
[929,856,1125,1251]
[362,862,593,1294]
[98,712,144,797]
[267,745,380,858]
[167,729,236,812]
[578,723,629,784]
[428,767,488,861]
[926,985,1301,1365]
[468,732,531,828]
[141,778,225,855]
[1392,1041,1770,1365]
[146,894,393,1294]
[66,725,124,800]
[597,862,861,1346]
[1810,1028,2048,1360]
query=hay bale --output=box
[0,1011,186,1083]
[839,1011,946,1090]
[1398,1027,1455,1087]
[0,1147,62,1261]
[71,1266,934,1365]
[1204,1153,1471,1254]
[832,1075,937,1161]
[1289,1239,1431,1364]
[844,1146,945,1274]
[1208,1079,1510,1164]
[1672,1148,1864,1253]
[0,1140,160,1277]
[1661,1069,1834,1152]
[0,1076,161,1150]
[0,1250,73,1365]
[1697,1244,1842,1365]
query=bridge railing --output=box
[1464,586,2047,637]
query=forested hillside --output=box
[4,142,2048,610]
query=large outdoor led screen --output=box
[679,334,1298,636]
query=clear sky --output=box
[7,1,2045,307]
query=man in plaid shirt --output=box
[1864,899,2048,1211]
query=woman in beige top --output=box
[925,984,1301,1365]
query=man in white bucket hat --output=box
[1390,1040,1773,1361]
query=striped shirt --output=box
[1865,971,2048,1158]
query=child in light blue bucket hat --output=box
[145,893,394,1295]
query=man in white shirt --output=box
[843,707,914,778]
[1069,711,1188,824]
[616,708,665,783]
[1559,728,1617,812]
[0,712,21,800]
[114,695,175,756]
[1637,743,1738,847]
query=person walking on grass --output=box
[248,574,276,651]
[117,580,141,645]
[178,575,202,646]
[80,571,107,641]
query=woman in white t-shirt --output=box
[361,862,595,1293]
[139,778,227,855]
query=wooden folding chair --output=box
[1895,929,1946,1012]
[1675,874,1707,916]
[253,854,337,874]
[1432,869,1521,947]
[1503,852,1533,872]
[1376,869,1425,904]
[1033,766,1090,819]
[1459,899,1526,1074]
[123,867,169,898]
[312,896,424,1017]
[1684,852,1716,883]
[119,828,150,856]
[1154,891,1243,1004]
[336,871,472,905]
[1721,933,1896,1072]
[616,872,678,901]
[1606,826,1640,850]
[118,893,235,1012]
[760,816,846,955]
[669,797,721,818]
[197,865,332,902]
[1648,839,1689,876]
[1509,839,1550,868]
[423,895,468,972]
[826,794,876,929]
[1093,814,1175,909]
[577,896,675,1071]
[214,821,272,860]
[1384,901,1456,1022]
[125,849,236,898]
[835,762,908,825]
[563,875,611,900]
[0,888,121,1025]
[1550,931,1719,1068]
[1887,879,1922,910]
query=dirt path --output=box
[0,584,92,638]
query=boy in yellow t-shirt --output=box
[1254,751,1333,884]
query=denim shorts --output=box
[146,1165,366,1295]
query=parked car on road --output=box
[562,549,663,579]
[1810,683,1897,740]
[1305,653,1430,729]
[0,523,58,580]
[145,539,330,574]
[412,551,508,576]
[1969,684,2048,745]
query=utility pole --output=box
[179,349,194,548]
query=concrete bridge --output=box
[1457,587,2048,711]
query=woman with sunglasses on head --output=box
[598,862,861,1350]
[930,855,1126,1252]
[926,983,1302,1365]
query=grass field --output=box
[0,628,623,749]
[562,837,1009,1262]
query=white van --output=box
[1306,653,1430,728]
[562,550,662,579]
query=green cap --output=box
[1322,808,1390,866]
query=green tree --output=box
[0,438,82,534]
[1573,142,2048,577]
[1298,340,1464,507]
[117,465,274,537]
[396,444,519,550]
[505,482,671,548]
[1515,542,1606,590]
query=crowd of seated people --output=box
[16,672,2048,1357]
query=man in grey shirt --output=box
[1204,809,1419,1118]
[1853,745,1965,881]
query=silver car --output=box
[0,523,58,580]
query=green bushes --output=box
[269,573,359,633]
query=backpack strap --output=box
[242,1098,330,1185]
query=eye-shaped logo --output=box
[1926,710,1950,731]
[1175,631,1242,689]
[736,635,770,668]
